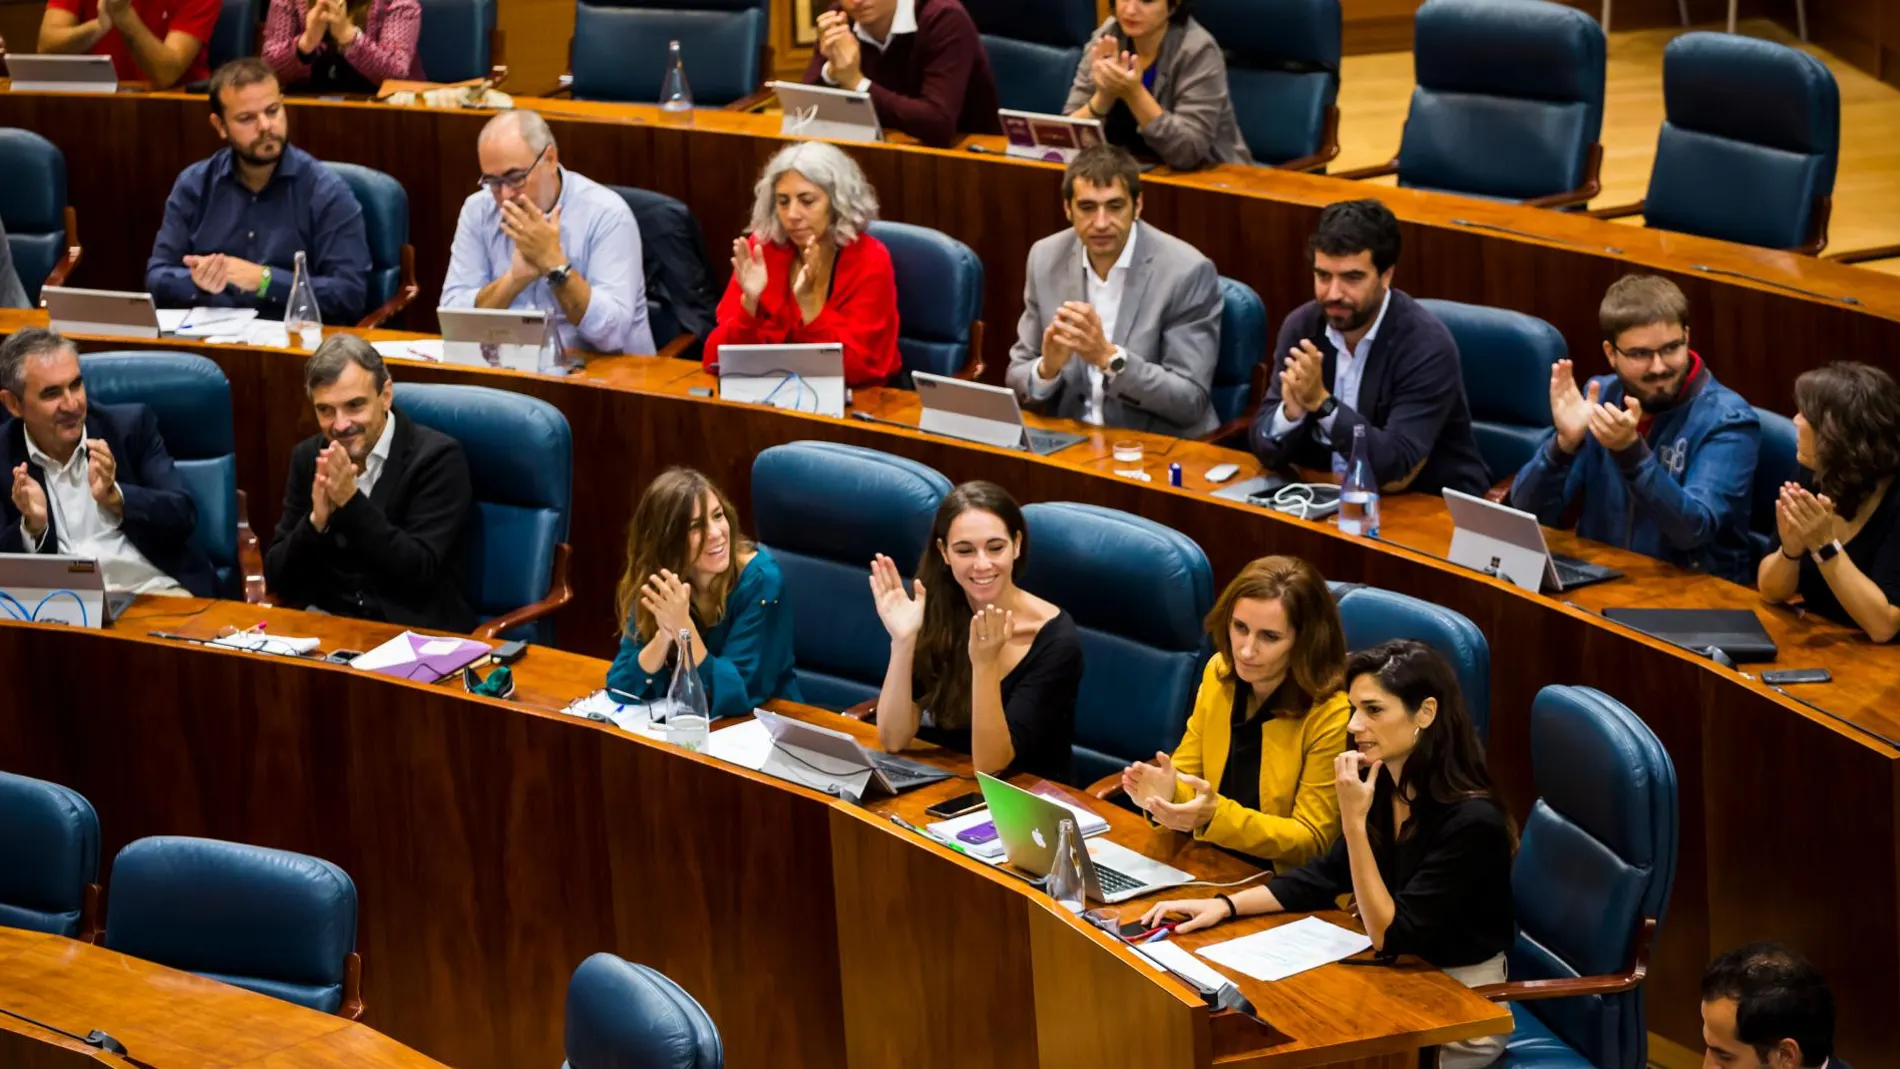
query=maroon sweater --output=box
[802,0,1002,148]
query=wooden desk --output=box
[0,927,443,1067]
[0,601,1510,1069]
[0,87,1896,415]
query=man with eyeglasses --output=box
[440,109,654,356]
[1510,274,1761,583]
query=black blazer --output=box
[1248,289,1491,497]
[263,410,475,633]
[1,404,218,598]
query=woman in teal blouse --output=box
[606,468,800,718]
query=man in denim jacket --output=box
[1510,275,1760,583]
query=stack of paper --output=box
[372,338,446,363]
[1194,917,1372,982]
[349,631,491,683]
[158,307,258,337]
[701,717,774,770]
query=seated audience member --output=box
[803,0,1001,149]
[1758,361,1900,642]
[1066,0,1250,170]
[607,467,800,718]
[262,0,425,94]
[1511,275,1759,583]
[1121,555,1349,867]
[38,0,217,89]
[1004,144,1221,438]
[704,141,900,387]
[264,336,474,632]
[145,59,371,325]
[1249,199,1489,496]
[0,220,26,309]
[0,328,216,598]
[870,481,1083,781]
[1702,943,1850,1069]
[1141,640,1515,1069]
[442,110,655,356]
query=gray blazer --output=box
[1005,221,1222,439]
[1064,16,1252,171]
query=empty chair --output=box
[1335,586,1490,745]
[0,772,100,938]
[1749,406,1800,561]
[0,129,80,305]
[104,836,363,1016]
[962,0,1096,116]
[565,953,723,1069]
[418,0,505,84]
[607,185,719,357]
[569,0,766,106]
[751,441,951,710]
[1491,685,1679,1067]
[325,162,417,328]
[207,0,263,73]
[1017,502,1213,786]
[1420,299,1565,484]
[1203,276,1267,442]
[867,220,984,384]
[1192,0,1341,169]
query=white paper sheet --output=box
[1138,940,1239,993]
[702,717,774,771]
[1195,917,1372,982]
[164,306,258,336]
[208,632,320,655]
[349,632,420,671]
[373,338,446,363]
[417,638,464,656]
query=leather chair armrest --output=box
[338,951,365,1020]
[1475,918,1654,1004]
[1791,194,1831,256]
[488,27,508,88]
[955,319,986,380]
[657,332,697,360]
[844,697,877,722]
[1828,243,1900,265]
[725,86,777,112]
[1273,107,1341,174]
[237,489,271,606]
[1524,144,1602,210]
[1484,474,1516,504]
[354,244,419,329]
[473,542,574,640]
[544,73,574,97]
[1586,200,1645,221]
[1332,157,1399,181]
[1085,771,1126,801]
[78,883,102,944]
[41,206,81,292]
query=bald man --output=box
[440,109,654,356]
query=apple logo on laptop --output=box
[1031,828,1047,849]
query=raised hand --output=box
[1587,393,1643,453]
[11,463,48,539]
[185,253,229,294]
[84,438,120,511]
[1038,321,1073,378]
[641,568,695,638]
[868,553,926,641]
[731,236,769,314]
[1147,771,1216,833]
[1121,751,1179,812]
[1778,484,1838,554]
[1549,359,1595,454]
[1334,750,1380,825]
[967,604,1014,667]
[1051,302,1111,369]
[501,199,564,275]
[791,237,827,324]
[298,0,329,50]
[1280,340,1327,419]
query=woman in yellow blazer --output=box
[1121,555,1350,867]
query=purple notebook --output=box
[348,631,493,683]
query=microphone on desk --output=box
[0,1005,144,1065]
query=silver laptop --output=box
[976,772,1194,904]
[0,553,128,628]
[997,109,1105,163]
[1442,488,1621,594]
[6,55,118,94]
[770,80,881,143]
[42,287,161,338]
[911,371,1085,456]
[716,343,845,418]
[437,306,560,371]
[753,709,950,802]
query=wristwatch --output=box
[545,263,573,287]
[1105,348,1128,376]
[1813,539,1843,564]
[1312,395,1339,420]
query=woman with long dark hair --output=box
[868,481,1082,780]
[1758,361,1900,642]
[1139,640,1515,1068]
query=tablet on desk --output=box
[998,109,1104,163]
[42,287,162,339]
[437,306,561,372]
[6,55,118,94]
[770,81,881,143]
[715,343,846,417]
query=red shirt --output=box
[704,233,902,388]
[48,0,221,85]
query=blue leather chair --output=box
[751,442,951,710]
[1341,0,1604,206]
[0,772,99,938]
[570,0,766,107]
[79,352,242,597]
[393,384,573,644]
[324,162,416,328]
[1595,33,1838,253]
[104,836,363,1016]
[1205,276,1266,442]
[419,0,504,84]
[1192,0,1341,169]
[1018,502,1213,786]
[1335,586,1490,745]
[564,953,723,1069]
[207,0,263,71]
[1493,685,1678,1068]
[963,0,1096,116]
[867,220,984,384]
[0,129,79,305]
[1749,406,1800,561]
[1419,299,1565,484]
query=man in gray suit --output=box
[1005,144,1221,439]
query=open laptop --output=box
[437,306,560,372]
[977,772,1194,904]
[997,109,1105,163]
[912,371,1085,456]
[1600,607,1779,663]
[754,709,951,802]
[716,343,846,418]
[0,553,130,628]
[6,54,118,94]
[1442,488,1621,594]
[770,81,881,143]
[42,287,162,339]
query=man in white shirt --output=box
[1005,144,1222,439]
[0,328,215,597]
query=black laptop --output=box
[1601,608,1779,663]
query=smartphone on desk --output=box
[956,821,999,846]
[925,791,986,820]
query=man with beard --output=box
[145,58,369,325]
[1510,275,1759,582]
[1250,199,1489,496]
[264,336,474,632]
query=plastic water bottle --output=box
[1338,423,1380,538]
[665,627,710,751]
[658,40,693,123]
[1047,818,1087,914]
[283,250,322,351]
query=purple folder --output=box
[349,631,493,683]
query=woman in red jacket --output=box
[704,141,901,388]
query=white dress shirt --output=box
[355,411,397,499]
[821,0,918,90]
[1268,288,1393,474]
[21,433,187,597]
[1026,223,1139,426]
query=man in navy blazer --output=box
[0,328,217,598]
[1249,199,1490,496]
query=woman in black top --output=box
[869,481,1083,781]
[1759,361,1900,643]
[1140,640,1515,1068]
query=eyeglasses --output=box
[1610,337,1688,362]
[477,145,549,192]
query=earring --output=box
[1413,725,1421,742]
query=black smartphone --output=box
[491,640,527,664]
[324,649,363,664]
[924,791,987,820]
[1762,668,1832,685]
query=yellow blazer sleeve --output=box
[1168,657,1227,804]
[1195,690,1352,867]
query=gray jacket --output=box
[1064,16,1252,171]
[0,217,28,309]
[1005,221,1222,439]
